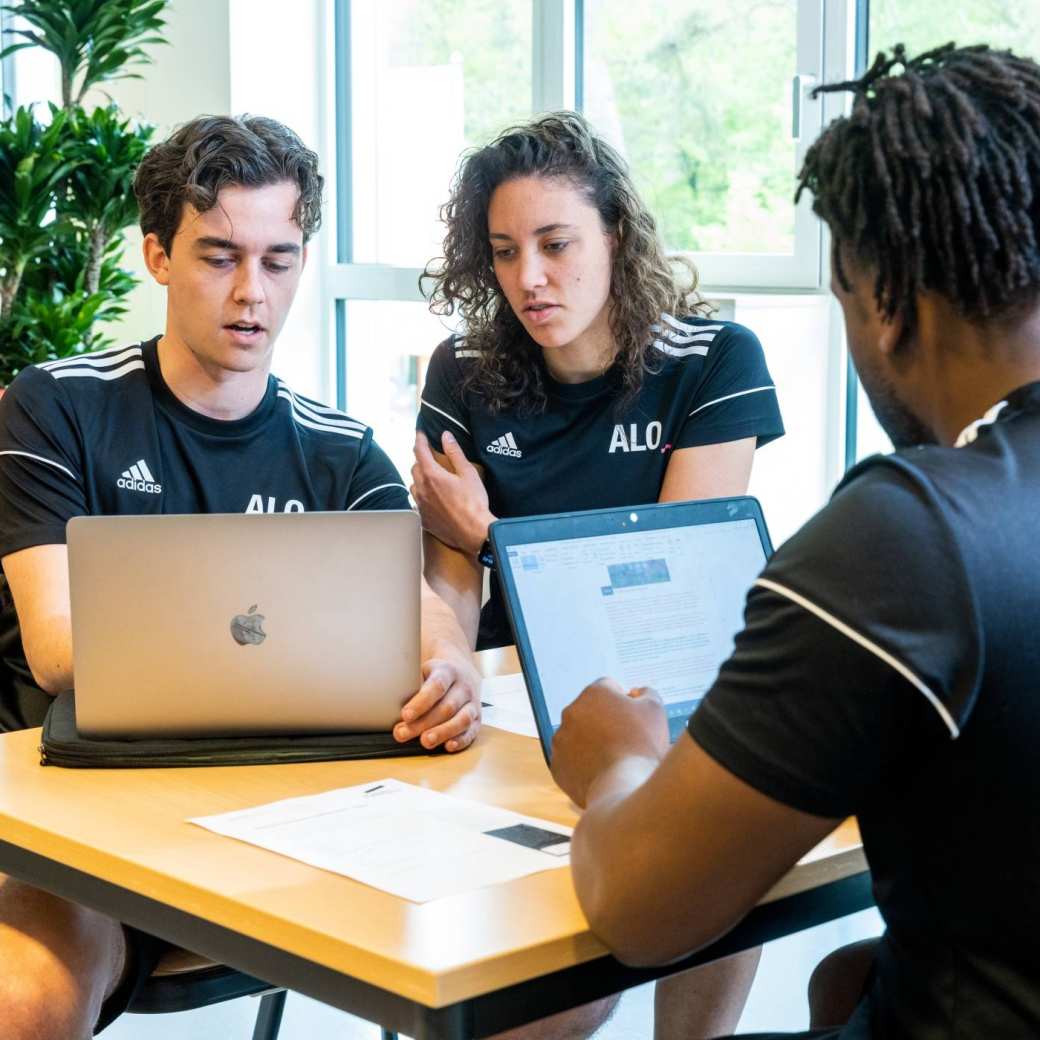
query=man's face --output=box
[831,252,937,450]
[146,181,306,376]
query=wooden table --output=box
[0,650,870,1039]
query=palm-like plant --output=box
[0,107,77,318]
[58,104,154,294]
[0,0,167,385]
[0,0,167,110]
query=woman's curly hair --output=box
[422,112,712,414]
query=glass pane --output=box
[344,301,462,482]
[583,0,799,254]
[870,0,1040,58]
[350,0,532,267]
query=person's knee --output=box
[4,972,93,1040]
[808,938,879,1029]
[489,992,620,1040]
[0,875,127,1040]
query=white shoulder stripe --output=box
[420,397,470,435]
[653,339,710,358]
[284,406,364,439]
[40,345,143,371]
[652,329,718,345]
[347,483,409,510]
[275,381,367,426]
[51,359,145,381]
[275,389,366,432]
[688,385,775,418]
[653,323,725,341]
[0,450,77,481]
[660,313,726,333]
[754,578,960,739]
[454,350,482,358]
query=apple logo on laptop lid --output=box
[230,604,267,646]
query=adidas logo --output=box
[486,431,522,458]
[117,459,162,495]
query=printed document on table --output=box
[481,672,538,738]
[189,778,571,903]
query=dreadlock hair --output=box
[796,42,1040,330]
[422,111,711,415]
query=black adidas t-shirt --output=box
[417,315,784,647]
[688,383,1040,1038]
[0,337,409,731]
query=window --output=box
[349,1,533,269]
[330,0,857,499]
[870,0,1040,57]
[583,0,827,288]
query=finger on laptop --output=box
[397,686,472,743]
[396,694,479,750]
[431,701,481,753]
[396,664,479,744]
[400,663,453,724]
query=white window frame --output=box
[323,0,859,400]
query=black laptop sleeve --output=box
[38,691,437,768]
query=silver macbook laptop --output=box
[67,511,420,738]
[490,498,773,763]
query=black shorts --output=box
[95,925,173,1033]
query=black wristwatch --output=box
[477,537,496,569]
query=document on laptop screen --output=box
[505,518,765,728]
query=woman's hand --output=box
[411,431,497,556]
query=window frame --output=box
[325,0,861,476]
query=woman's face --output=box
[487,175,615,360]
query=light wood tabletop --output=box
[0,648,868,1035]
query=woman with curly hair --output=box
[411,114,779,1040]
[412,112,783,664]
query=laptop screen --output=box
[501,512,768,733]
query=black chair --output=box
[128,947,399,1039]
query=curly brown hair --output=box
[134,114,323,254]
[422,112,711,414]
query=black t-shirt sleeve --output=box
[0,365,87,556]
[676,323,784,449]
[416,337,478,460]
[346,431,410,511]
[688,460,982,818]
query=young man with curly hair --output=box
[0,114,480,1039]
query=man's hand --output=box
[394,642,482,752]
[411,431,495,556]
[551,679,670,808]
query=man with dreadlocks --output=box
[547,42,1040,1039]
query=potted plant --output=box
[0,0,168,387]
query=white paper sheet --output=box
[480,672,539,738]
[189,778,571,903]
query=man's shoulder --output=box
[2,342,155,429]
[761,453,964,612]
[7,342,151,400]
[785,453,942,561]
[271,377,371,448]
